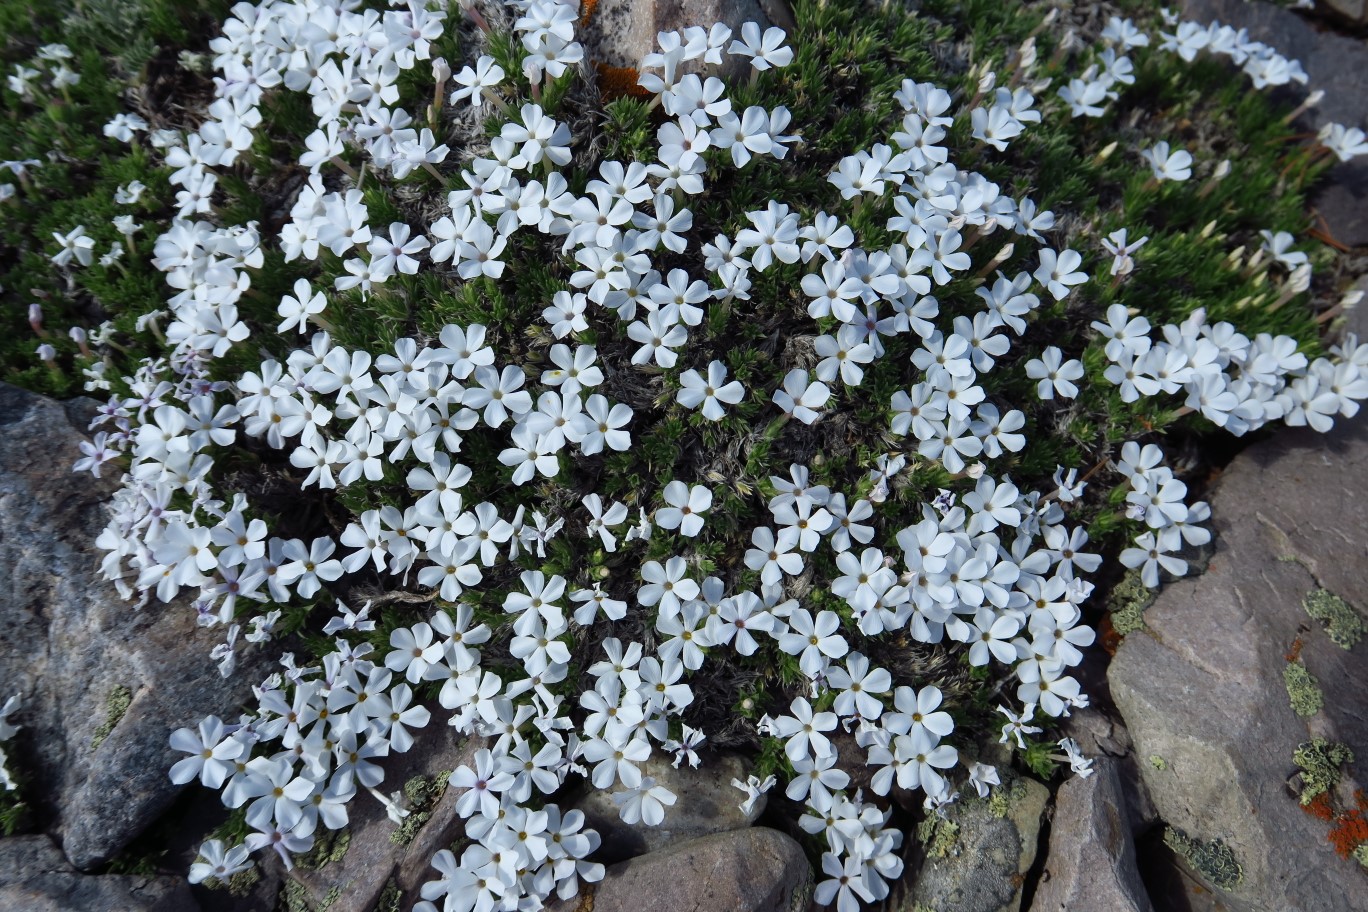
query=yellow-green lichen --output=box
[1164,828,1243,891]
[1108,570,1154,635]
[376,879,402,912]
[1292,738,1353,805]
[390,809,432,846]
[1283,660,1324,718]
[987,777,1027,819]
[282,879,312,912]
[1149,755,1168,771]
[90,685,132,750]
[294,827,350,870]
[1302,589,1364,650]
[391,771,450,845]
[916,815,959,858]
[1354,843,1368,868]
[202,865,261,897]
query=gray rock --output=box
[1107,294,1368,910]
[902,777,1049,912]
[0,834,196,911]
[572,751,764,862]
[282,726,484,912]
[544,827,811,912]
[0,383,268,870]
[1028,759,1153,912]
[1323,0,1368,24]
[1183,0,1368,246]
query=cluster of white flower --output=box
[6,43,80,101]
[56,0,1368,908]
[1158,9,1307,89]
[1095,302,1367,436]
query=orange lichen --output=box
[1284,635,1304,663]
[578,0,599,27]
[594,63,650,101]
[1327,791,1368,859]
[1301,790,1333,821]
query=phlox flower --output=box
[612,777,677,825]
[677,360,745,420]
[1033,248,1088,301]
[773,369,830,424]
[654,481,712,537]
[1141,141,1192,181]
[727,22,793,71]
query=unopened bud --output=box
[36,342,56,366]
[1213,159,1231,179]
[1342,289,1365,307]
[432,57,451,83]
[978,70,996,94]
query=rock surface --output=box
[902,777,1049,912]
[0,383,267,871]
[544,827,811,912]
[282,727,484,912]
[1029,759,1153,912]
[1323,0,1368,25]
[1108,295,1368,911]
[0,835,196,912]
[571,751,764,862]
[1183,0,1368,246]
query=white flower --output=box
[611,777,677,825]
[1141,141,1192,181]
[1319,123,1368,162]
[772,369,830,424]
[51,225,95,267]
[654,481,712,537]
[103,112,148,142]
[731,773,776,815]
[677,361,745,420]
[1033,248,1088,300]
[1025,347,1085,399]
[727,22,793,71]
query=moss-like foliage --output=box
[1293,738,1354,806]
[1164,827,1243,891]
[1283,660,1324,718]
[1303,589,1364,650]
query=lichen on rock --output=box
[1293,738,1354,805]
[1302,589,1364,649]
[1163,827,1243,891]
[1283,660,1324,718]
